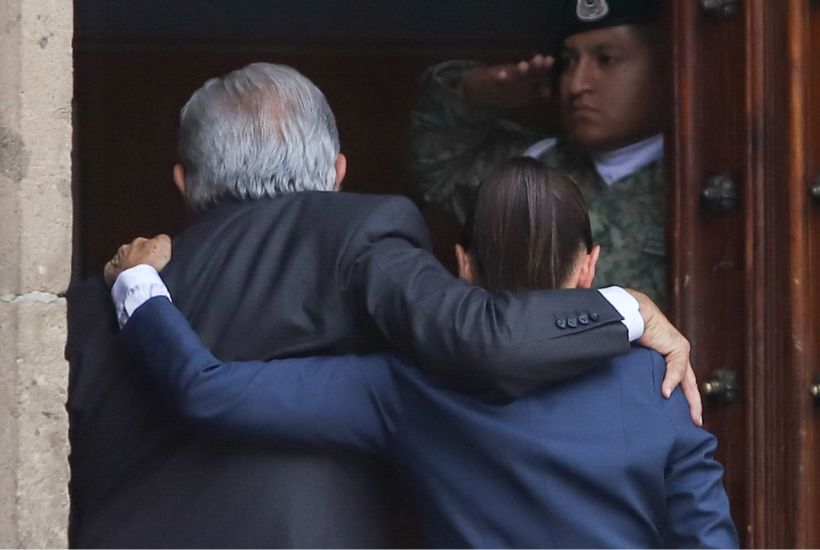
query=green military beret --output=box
[557,0,662,41]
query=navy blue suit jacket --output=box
[124,297,738,549]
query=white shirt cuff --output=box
[111,264,172,328]
[598,286,644,342]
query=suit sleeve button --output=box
[556,318,567,329]
[567,316,578,328]
[590,311,600,321]
[578,313,589,325]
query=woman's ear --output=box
[577,245,601,289]
[455,244,475,283]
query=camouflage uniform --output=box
[407,60,667,308]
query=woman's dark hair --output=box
[461,157,592,293]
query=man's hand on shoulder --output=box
[627,289,703,427]
[104,234,172,287]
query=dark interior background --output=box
[73,0,562,279]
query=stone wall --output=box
[0,0,73,546]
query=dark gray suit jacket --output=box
[67,191,629,548]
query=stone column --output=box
[0,0,72,546]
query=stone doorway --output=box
[0,0,72,546]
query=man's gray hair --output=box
[178,62,340,212]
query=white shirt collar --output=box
[591,134,664,186]
[523,137,558,159]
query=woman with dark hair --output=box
[456,156,599,294]
[118,158,737,548]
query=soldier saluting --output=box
[408,0,669,308]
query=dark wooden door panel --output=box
[809,7,820,542]
[790,2,820,546]
[669,2,752,544]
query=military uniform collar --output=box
[591,134,664,186]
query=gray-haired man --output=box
[68,62,698,548]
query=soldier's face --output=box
[559,24,665,153]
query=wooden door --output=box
[673,0,820,546]
[670,1,793,546]
[787,0,820,546]
[670,1,751,544]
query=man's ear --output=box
[334,154,347,191]
[578,244,601,289]
[455,243,475,283]
[173,163,187,196]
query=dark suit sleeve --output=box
[120,297,398,455]
[339,195,632,395]
[651,353,739,548]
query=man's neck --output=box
[590,134,664,186]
